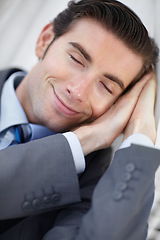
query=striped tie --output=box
[0,125,31,150]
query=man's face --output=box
[25,18,143,132]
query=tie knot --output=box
[15,124,32,143]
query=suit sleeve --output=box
[0,134,81,219]
[43,144,160,240]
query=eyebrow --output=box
[69,42,125,90]
[104,73,125,90]
[69,42,92,63]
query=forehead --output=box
[56,18,144,88]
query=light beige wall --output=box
[121,0,155,37]
[0,0,68,70]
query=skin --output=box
[74,72,156,155]
[16,18,143,132]
[16,17,156,155]
[123,73,156,142]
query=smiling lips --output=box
[53,88,79,116]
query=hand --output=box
[123,72,157,143]
[74,72,153,155]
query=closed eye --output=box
[69,54,84,67]
[100,81,113,94]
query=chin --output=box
[50,122,82,133]
[39,113,85,133]
[43,121,71,133]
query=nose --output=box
[66,77,92,102]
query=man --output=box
[0,0,159,239]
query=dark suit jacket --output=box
[0,68,111,238]
[0,68,159,240]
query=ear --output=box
[35,23,54,59]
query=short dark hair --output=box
[51,0,159,77]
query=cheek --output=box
[90,94,118,120]
[29,74,51,113]
[42,48,69,80]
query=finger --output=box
[123,72,157,143]
[102,72,153,135]
[125,71,153,97]
[135,72,157,111]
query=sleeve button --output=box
[43,195,50,205]
[32,198,41,208]
[113,191,123,200]
[122,172,132,182]
[116,182,127,191]
[126,163,135,172]
[51,193,61,204]
[23,201,31,210]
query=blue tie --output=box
[15,125,31,143]
[0,125,31,150]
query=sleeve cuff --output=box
[62,132,85,174]
[120,133,154,149]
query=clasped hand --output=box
[74,72,157,156]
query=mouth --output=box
[53,87,79,116]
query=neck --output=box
[15,72,37,124]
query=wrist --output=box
[123,117,156,144]
[73,125,102,156]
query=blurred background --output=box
[0,0,68,70]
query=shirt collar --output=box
[0,71,54,139]
[0,71,28,132]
